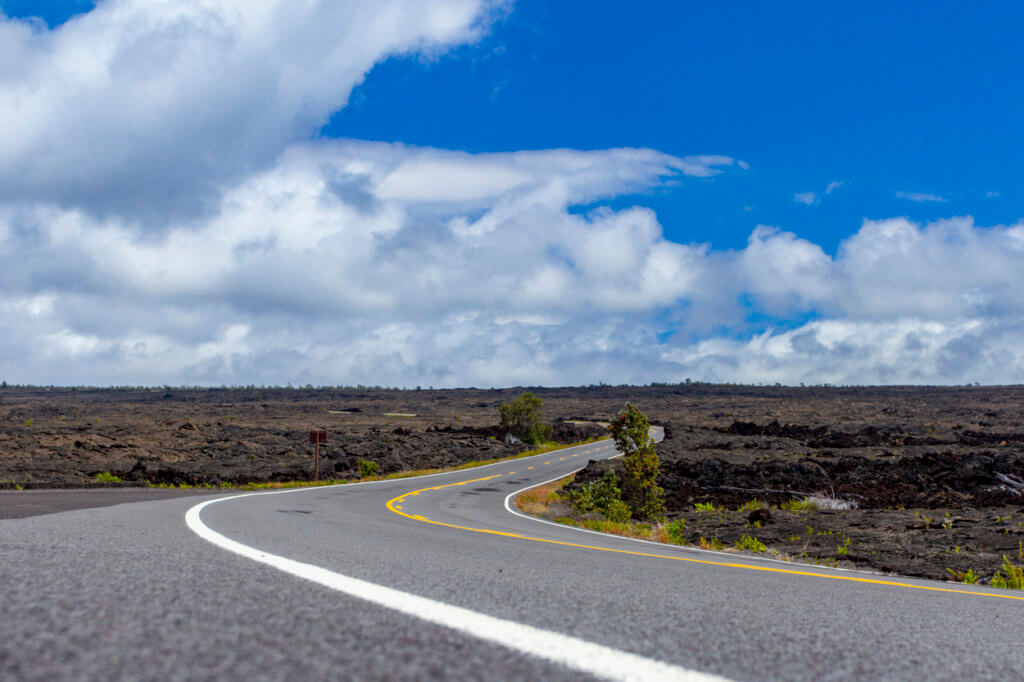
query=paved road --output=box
[3,439,1023,680]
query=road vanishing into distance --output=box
[3,438,1024,681]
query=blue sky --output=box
[335,1,1024,252]
[1,1,1023,386]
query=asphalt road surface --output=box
[3,439,1023,681]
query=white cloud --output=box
[795,180,842,206]
[0,140,741,385]
[986,191,1001,198]
[896,191,948,203]
[0,0,499,219]
[667,318,1024,386]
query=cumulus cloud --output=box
[0,0,498,219]
[0,140,740,385]
[666,318,1024,386]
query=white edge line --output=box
[184,484,728,682]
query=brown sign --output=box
[309,429,327,444]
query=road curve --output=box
[3,438,1024,680]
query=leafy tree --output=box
[499,392,552,445]
[609,403,665,521]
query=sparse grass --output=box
[237,478,347,490]
[779,498,820,512]
[836,536,851,556]
[698,536,726,551]
[93,471,121,484]
[737,498,766,512]
[990,556,1024,590]
[515,475,573,516]
[946,568,979,584]
[694,501,714,512]
[561,517,654,539]
[736,534,768,553]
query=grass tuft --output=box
[736,534,768,553]
[946,567,979,584]
[990,556,1024,589]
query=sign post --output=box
[308,429,327,481]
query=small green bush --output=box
[991,556,1024,589]
[694,502,714,512]
[568,470,631,522]
[664,519,687,545]
[357,458,380,477]
[94,471,121,484]
[736,534,767,553]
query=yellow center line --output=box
[385,476,1024,603]
[544,461,550,465]
[527,466,534,470]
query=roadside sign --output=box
[309,429,327,481]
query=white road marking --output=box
[186,490,727,682]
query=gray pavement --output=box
[3,439,1023,680]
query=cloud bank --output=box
[1,1,1022,387]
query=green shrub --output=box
[568,470,631,523]
[736,534,767,553]
[94,471,121,484]
[737,498,766,512]
[694,501,714,512]
[357,458,380,477]
[991,556,1024,589]
[664,519,687,545]
[498,392,552,445]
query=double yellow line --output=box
[386,473,1024,602]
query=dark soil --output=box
[0,386,607,488]
[4,383,1024,584]
[559,384,1024,583]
